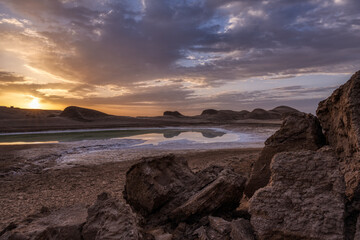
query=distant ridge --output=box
[199,106,299,121]
[60,106,110,121]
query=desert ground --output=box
[0,143,262,230]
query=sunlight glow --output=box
[29,98,41,109]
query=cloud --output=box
[0,0,359,114]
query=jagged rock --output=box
[317,71,360,200]
[0,205,87,240]
[317,70,360,157]
[170,169,246,222]
[245,112,326,198]
[249,148,345,240]
[82,192,142,240]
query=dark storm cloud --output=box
[3,0,358,86]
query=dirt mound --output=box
[60,106,110,121]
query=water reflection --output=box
[0,128,229,145]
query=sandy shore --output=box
[0,143,261,229]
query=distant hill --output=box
[199,106,299,121]
[60,106,111,121]
[163,111,184,118]
[0,106,61,119]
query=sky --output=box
[0,0,359,116]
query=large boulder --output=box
[170,169,246,222]
[124,155,246,225]
[0,206,87,240]
[317,70,360,200]
[244,112,326,198]
[82,192,143,240]
[249,148,345,240]
[123,155,198,216]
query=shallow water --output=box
[0,127,276,149]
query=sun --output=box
[29,98,41,109]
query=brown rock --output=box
[170,169,246,222]
[317,70,360,157]
[249,148,345,240]
[124,155,242,224]
[317,70,360,200]
[230,219,254,240]
[245,112,326,198]
[82,192,142,240]
[124,155,197,216]
[0,205,87,240]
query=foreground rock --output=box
[124,155,246,225]
[245,112,326,197]
[317,70,360,200]
[82,192,143,240]
[0,205,87,240]
[249,148,345,240]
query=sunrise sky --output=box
[0,0,359,116]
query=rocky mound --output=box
[245,112,326,198]
[163,111,184,117]
[60,106,110,121]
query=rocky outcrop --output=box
[249,148,346,240]
[317,71,360,157]
[82,192,143,240]
[317,71,360,200]
[0,206,87,240]
[163,111,184,117]
[124,155,246,225]
[60,106,110,121]
[245,112,326,197]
